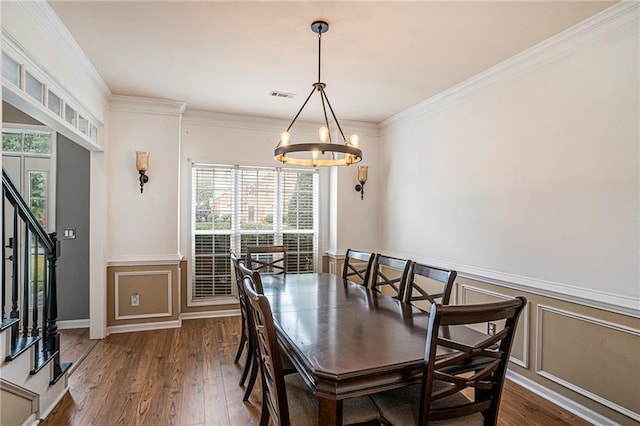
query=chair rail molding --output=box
[379,250,639,318]
[106,254,183,267]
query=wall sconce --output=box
[354,166,368,200]
[136,151,149,193]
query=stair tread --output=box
[31,349,60,375]
[5,336,41,361]
[0,318,20,331]
[50,362,72,385]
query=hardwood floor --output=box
[44,318,591,426]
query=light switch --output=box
[63,228,76,239]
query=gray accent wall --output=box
[56,134,90,320]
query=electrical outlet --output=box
[487,322,496,336]
[131,293,140,307]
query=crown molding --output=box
[10,1,111,101]
[381,1,640,132]
[110,95,186,116]
[183,109,379,138]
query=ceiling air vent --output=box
[270,91,296,99]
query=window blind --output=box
[191,164,318,303]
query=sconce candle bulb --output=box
[355,165,368,200]
[135,151,150,193]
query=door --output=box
[2,126,56,322]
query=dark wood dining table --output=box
[260,272,487,426]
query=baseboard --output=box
[506,370,616,426]
[180,309,240,320]
[57,319,90,330]
[107,319,182,335]
[22,412,38,426]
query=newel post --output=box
[45,232,60,356]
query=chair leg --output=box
[259,374,269,426]
[234,322,247,364]
[239,335,254,386]
[243,355,259,401]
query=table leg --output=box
[318,397,343,426]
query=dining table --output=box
[260,272,488,426]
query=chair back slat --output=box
[404,262,456,308]
[342,249,375,286]
[243,275,291,426]
[370,254,411,299]
[247,245,287,275]
[418,296,527,425]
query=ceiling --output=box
[49,1,614,124]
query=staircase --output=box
[1,168,70,424]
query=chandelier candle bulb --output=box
[319,126,329,143]
[350,134,360,147]
[280,131,290,146]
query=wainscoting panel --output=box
[536,305,640,422]
[107,263,180,327]
[114,270,172,320]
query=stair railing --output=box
[1,167,69,383]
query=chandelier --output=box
[274,20,362,167]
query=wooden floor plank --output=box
[43,317,592,426]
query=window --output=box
[2,128,52,154]
[191,164,319,303]
[2,52,21,87]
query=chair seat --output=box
[371,384,484,426]
[285,374,380,425]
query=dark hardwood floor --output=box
[47,318,591,426]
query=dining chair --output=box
[403,262,457,309]
[342,248,375,286]
[247,245,287,275]
[370,254,411,299]
[371,296,527,425]
[230,252,253,379]
[236,259,263,401]
[242,274,381,426]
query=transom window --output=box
[190,164,318,303]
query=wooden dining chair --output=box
[342,248,375,286]
[247,245,287,275]
[371,296,527,426]
[370,254,411,299]
[403,262,457,309]
[230,252,253,374]
[242,274,381,426]
[236,259,264,401]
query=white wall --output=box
[107,96,185,262]
[379,7,639,310]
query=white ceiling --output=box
[49,1,614,124]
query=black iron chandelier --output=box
[274,20,362,167]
